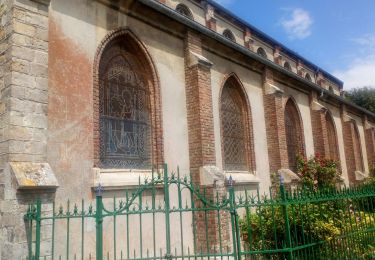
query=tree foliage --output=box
[345,86,375,114]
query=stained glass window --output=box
[285,100,303,172]
[221,81,248,171]
[99,44,151,169]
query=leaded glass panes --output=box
[221,82,247,171]
[257,47,267,59]
[326,113,338,161]
[99,45,151,169]
[176,4,193,20]
[223,29,236,42]
[352,123,364,172]
[285,100,303,172]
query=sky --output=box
[213,0,375,90]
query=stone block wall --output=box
[0,0,54,259]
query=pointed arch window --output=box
[220,77,254,171]
[284,99,304,172]
[305,73,312,82]
[97,32,163,169]
[325,112,339,161]
[352,122,364,172]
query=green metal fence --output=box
[25,165,375,259]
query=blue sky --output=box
[214,0,375,89]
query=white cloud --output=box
[333,34,375,89]
[281,8,313,40]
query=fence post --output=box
[280,177,293,260]
[96,184,104,260]
[34,198,42,260]
[163,164,172,259]
[228,176,240,260]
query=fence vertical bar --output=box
[228,176,238,260]
[35,198,42,260]
[96,185,104,260]
[163,164,172,259]
[280,179,293,260]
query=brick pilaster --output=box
[310,92,330,158]
[184,30,216,181]
[244,28,254,51]
[205,4,216,31]
[263,69,289,173]
[184,30,229,253]
[273,46,282,65]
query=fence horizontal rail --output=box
[24,165,375,260]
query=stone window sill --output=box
[93,168,163,191]
[224,170,260,185]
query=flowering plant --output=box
[296,153,340,190]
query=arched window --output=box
[325,112,338,161]
[176,4,194,20]
[97,31,162,169]
[284,99,304,172]
[223,29,236,42]
[352,122,364,172]
[329,86,334,93]
[284,62,292,71]
[305,73,312,82]
[220,76,254,171]
[257,47,267,58]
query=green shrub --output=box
[239,189,375,258]
[296,154,341,190]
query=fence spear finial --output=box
[95,183,104,196]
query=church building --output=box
[1,0,375,258]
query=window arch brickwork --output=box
[311,107,339,161]
[220,74,255,172]
[93,28,164,169]
[343,119,365,184]
[257,47,267,59]
[284,98,304,172]
[223,29,236,42]
[326,112,339,161]
[365,127,375,167]
[176,4,194,20]
[284,62,292,71]
[352,123,364,172]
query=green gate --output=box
[25,165,375,259]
